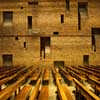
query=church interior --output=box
[0,0,100,100]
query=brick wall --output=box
[0,0,100,67]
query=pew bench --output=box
[38,86,49,100]
[30,70,41,84]
[62,84,73,100]
[29,79,41,100]
[0,66,38,100]
[73,78,100,100]
[43,68,50,85]
[15,85,32,100]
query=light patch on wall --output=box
[45,46,50,54]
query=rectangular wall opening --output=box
[53,32,59,35]
[2,55,13,67]
[78,2,88,30]
[3,11,13,26]
[83,55,89,65]
[54,61,64,68]
[15,36,19,40]
[28,0,38,5]
[28,16,32,29]
[61,14,64,24]
[66,0,69,10]
[40,37,50,59]
[92,28,100,51]
[28,1,34,5]
[24,42,26,48]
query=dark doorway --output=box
[65,0,69,10]
[54,61,64,67]
[83,55,89,65]
[78,2,88,30]
[40,37,50,59]
[2,55,13,67]
[28,16,32,29]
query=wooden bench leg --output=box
[75,87,80,100]
[0,86,1,91]
[15,90,17,96]
[18,87,20,93]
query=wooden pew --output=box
[87,76,100,95]
[84,65,100,73]
[0,66,32,88]
[85,66,100,73]
[64,66,86,83]
[73,78,100,100]
[71,66,88,76]
[66,66,86,77]
[0,66,23,90]
[89,65,100,70]
[59,67,73,81]
[78,66,100,78]
[30,72,40,81]
[52,67,62,81]
[68,66,100,95]
[38,86,49,100]
[15,85,32,100]
[30,69,41,84]
[0,66,23,74]
[52,67,69,100]
[0,66,38,100]
[62,84,73,100]
[71,66,100,94]
[0,66,12,73]
[43,68,49,81]
[42,68,49,85]
[56,78,68,100]
[29,78,41,100]
[0,66,23,79]
[71,66,100,83]
[59,67,73,85]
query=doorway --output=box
[40,37,50,59]
[83,55,89,65]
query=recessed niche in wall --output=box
[33,1,38,5]
[28,1,38,5]
[53,32,59,35]
[20,6,24,9]
[78,2,88,15]
[66,0,70,10]
[83,55,89,65]
[54,61,64,67]
[78,2,88,30]
[24,42,26,48]
[92,28,100,52]
[15,36,19,40]
[3,11,13,26]
[2,54,13,67]
[61,14,64,24]
[28,1,34,5]
[28,16,32,30]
